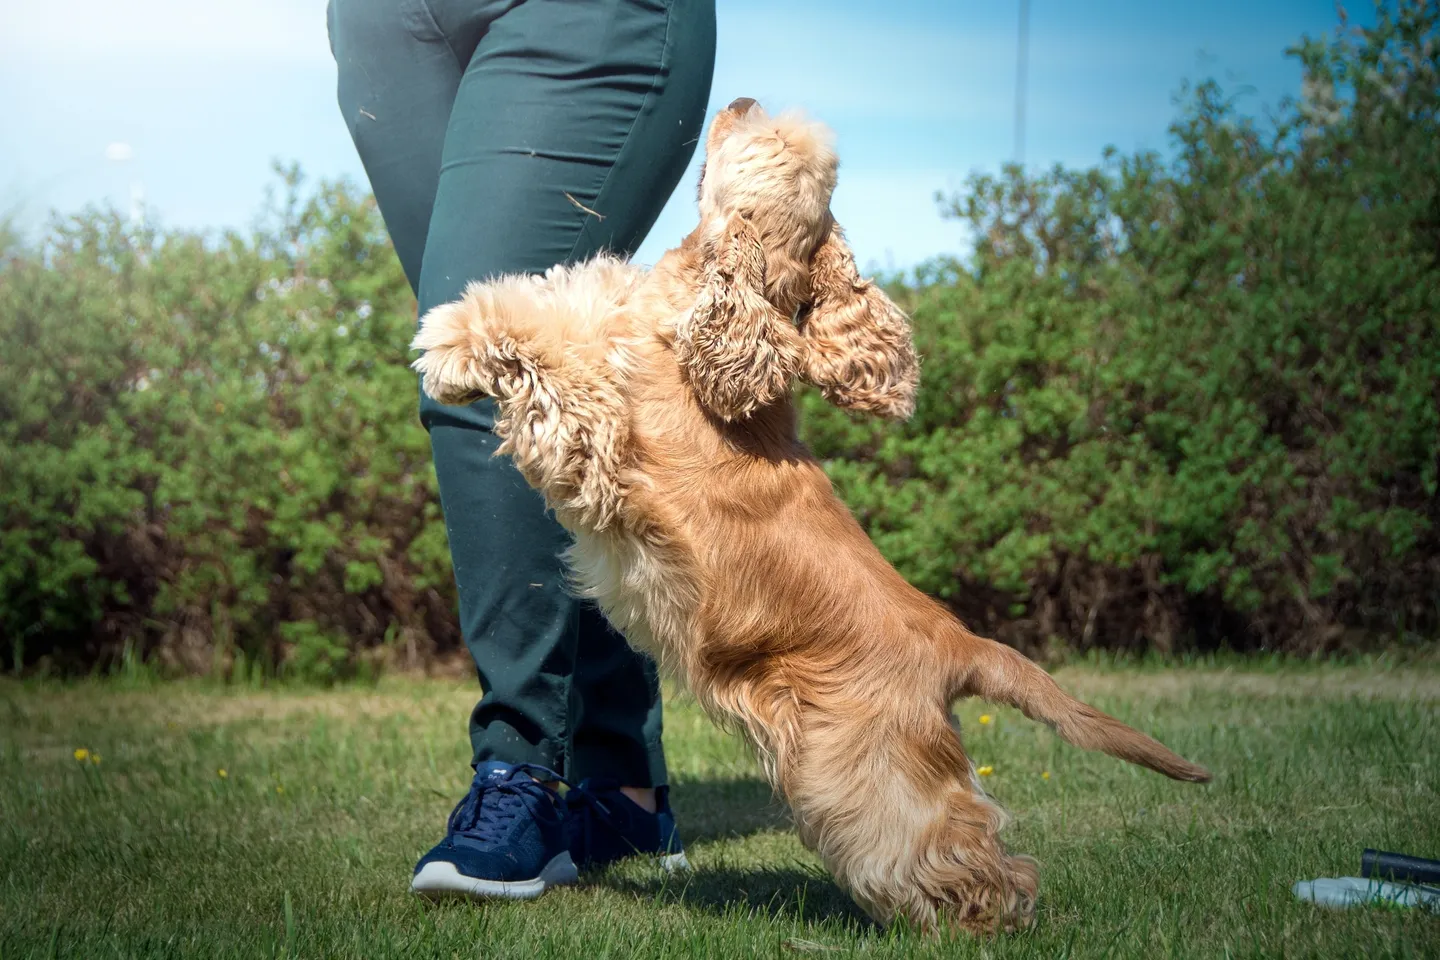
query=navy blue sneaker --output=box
[565,778,690,872]
[411,761,578,900]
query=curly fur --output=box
[673,213,804,421]
[800,222,920,419]
[411,99,1210,936]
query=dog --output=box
[410,98,1210,935]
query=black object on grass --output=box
[1361,849,1440,887]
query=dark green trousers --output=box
[327,0,715,784]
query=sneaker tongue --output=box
[475,761,515,785]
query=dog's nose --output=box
[727,97,758,114]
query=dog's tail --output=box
[946,626,1211,783]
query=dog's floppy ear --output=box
[673,213,805,421]
[798,221,919,420]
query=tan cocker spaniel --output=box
[411,98,1210,935]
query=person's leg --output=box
[416,0,715,789]
[327,0,467,291]
[329,2,572,774]
[332,0,715,792]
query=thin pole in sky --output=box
[1014,0,1030,166]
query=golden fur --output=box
[411,99,1210,936]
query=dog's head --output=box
[675,98,919,422]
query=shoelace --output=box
[446,763,567,844]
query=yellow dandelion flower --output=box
[275,784,285,795]
[73,748,89,762]
[1041,771,1051,781]
[978,714,992,726]
[976,765,994,777]
[217,768,228,779]
[90,753,101,765]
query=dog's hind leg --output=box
[785,703,1037,936]
[904,775,1040,936]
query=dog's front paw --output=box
[411,297,501,408]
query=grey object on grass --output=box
[1292,876,1440,911]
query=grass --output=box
[3,661,1438,958]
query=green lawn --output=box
[3,661,1438,958]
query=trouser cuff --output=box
[469,720,566,776]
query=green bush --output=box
[0,168,458,675]
[1,4,1435,672]
[802,0,1439,654]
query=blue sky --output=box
[0,0,1366,272]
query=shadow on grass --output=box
[606,865,876,932]
[668,776,791,844]
[618,777,878,931]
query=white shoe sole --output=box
[411,852,578,901]
[660,850,691,873]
